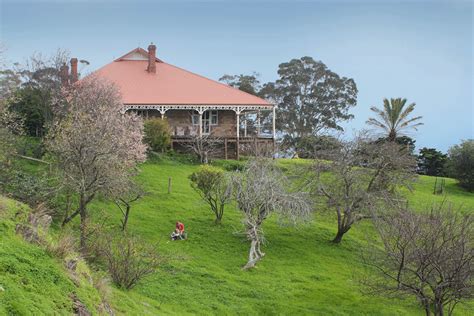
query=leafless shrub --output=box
[101,233,165,290]
[232,158,312,269]
[184,134,222,164]
[112,180,145,231]
[310,135,416,243]
[362,202,473,316]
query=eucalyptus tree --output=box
[262,56,358,149]
[367,98,423,141]
[219,73,262,96]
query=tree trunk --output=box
[214,204,224,225]
[332,230,345,243]
[332,225,350,244]
[243,224,264,269]
[79,195,88,252]
[121,205,130,231]
[422,299,431,316]
[243,239,261,269]
[434,297,444,316]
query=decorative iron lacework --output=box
[121,104,273,114]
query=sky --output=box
[1,0,472,152]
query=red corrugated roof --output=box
[93,48,271,106]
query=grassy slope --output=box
[86,158,473,315]
[0,197,102,315]
[3,157,472,315]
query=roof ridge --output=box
[114,47,163,63]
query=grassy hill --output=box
[0,197,102,314]
[1,157,473,315]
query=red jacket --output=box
[176,222,185,233]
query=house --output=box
[66,43,276,159]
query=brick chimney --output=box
[70,58,78,83]
[59,63,69,86]
[147,43,156,74]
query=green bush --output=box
[447,140,474,191]
[143,118,171,153]
[189,165,232,224]
[295,135,342,159]
[212,159,246,171]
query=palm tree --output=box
[367,98,423,141]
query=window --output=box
[209,111,218,125]
[192,114,200,126]
[191,111,219,134]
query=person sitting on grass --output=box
[171,221,185,240]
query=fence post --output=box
[168,177,172,194]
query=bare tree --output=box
[46,76,147,251]
[184,134,222,164]
[113,179,144,231]
[363,202,473,316]
[311,136,416,243]
[100,233,165,290]
[232,158,312,269]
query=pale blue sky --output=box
[1,0,472,151]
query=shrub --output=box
[447,140,474,191]
[189,165,232,224]
[364,203,473,316]
[101,233,164,290]
[295,135,342,159]
[143,118,172,153]
[0,169,50,205]
[212,159,246,171]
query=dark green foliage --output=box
[5,51,68,138]
[211,159,246,171]
[219,73,261,96]
[291,135,342,159]
[143,118,172,153]
[417,147,447,176]
[0,169,50,206]
[447,140,474,191]
[263,56,357,143]
[9,87,52,137]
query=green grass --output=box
[87,157,473,315]
[2,157,473,315]
[0,197,102,315]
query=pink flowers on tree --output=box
[47,75,147,251]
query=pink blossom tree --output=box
[47,75,147,250]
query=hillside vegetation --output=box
[2,157,473,315]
